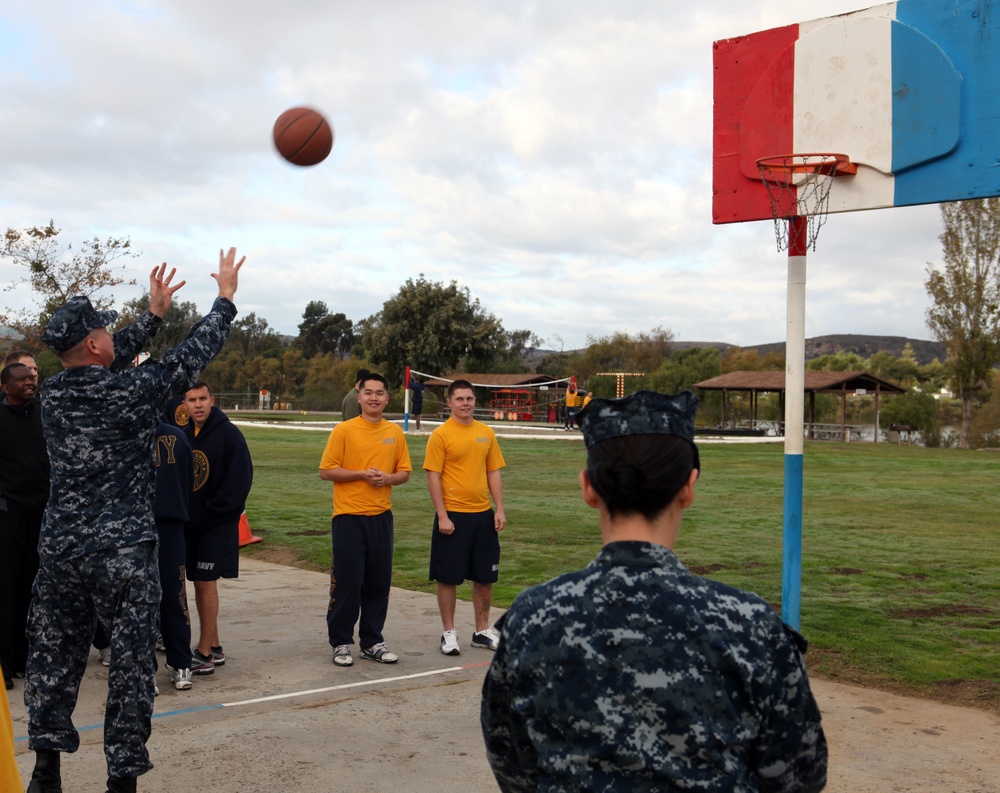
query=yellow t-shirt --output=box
[319,417,412,516]
[423,418,505,512]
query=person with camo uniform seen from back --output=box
[23,249,244,793]
[481,389,827,793]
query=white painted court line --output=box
[222,660,491,708]
[14,661,494,741]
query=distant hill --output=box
[752,335,945,366]
[530,334,947,369]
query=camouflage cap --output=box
[41,296,118,354]
[577,389,699,448]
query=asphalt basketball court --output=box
[7,556,1000,793]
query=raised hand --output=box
[212,247,245,301]
[148,263,186,318]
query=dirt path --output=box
[812,678,1000,792]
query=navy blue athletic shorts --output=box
[185,520,239,581]
[429,509,499,585]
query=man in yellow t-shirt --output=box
[424,379,506,656]
[565,385,584,430]
[319,374,412,668]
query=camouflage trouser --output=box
[24,541,160,777]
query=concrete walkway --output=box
[9,558,1000,792]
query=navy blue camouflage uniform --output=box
[481,541,827,792]
[25,298,236,778]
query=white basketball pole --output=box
[783,217,807,630]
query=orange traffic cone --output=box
[238,512,263,546]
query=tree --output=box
[1,221,139,345]
[121,293,202,358]
[361,276,506,384]
[575,327,674,383]
[228,312,285,357]
[489,328,540,373]
[806,351,868,372]
[651,347,722,394]
[297,300,356,359]
[867,351,920,386]
[925,198,1000,448]
[970,371,1000,448]
[880,391,941,446]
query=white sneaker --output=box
[332,645,354,666]
[166,665,193,690]
[361,643,398,664]
[98,647,111,667]
[440,629,461,656]
[471,626,501,651]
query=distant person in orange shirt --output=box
[564,385,583,430]
[320,374,412,668]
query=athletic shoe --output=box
[440,629,461,656]
[471,626,501,651]
[153,681,160,696]
[155,634,165,652]
[332,645,354,666]
[210,645,225,666]
[99,647,111,667]
[191,648,216,675]
[360,642,398,664]
[166,665,193,691]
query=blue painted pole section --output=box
[782,452,803,630]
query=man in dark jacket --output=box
[24,249,244,793]
[0,361,49,691]
[181,381,253,674]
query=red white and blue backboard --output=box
[713,0,1000,224]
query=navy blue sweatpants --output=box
[157,520,191,671]
[326,512,394,650]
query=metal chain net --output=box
[757,155,837,252]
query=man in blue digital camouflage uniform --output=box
[481,389,827,792]
[23,249,245,793]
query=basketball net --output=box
[756,154,855,253]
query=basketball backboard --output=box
[713,0,1000,225]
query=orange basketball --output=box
[273,107,334,167]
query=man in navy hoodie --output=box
[181,381,253,674]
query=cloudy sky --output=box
[0,0,945,354]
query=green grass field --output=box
[240,425,1000,713]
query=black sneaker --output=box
[191,648,216,675]
[210,646,225,666]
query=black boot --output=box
[106,775,137,793]
[26,749,61,793]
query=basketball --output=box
[273,107,334,167]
